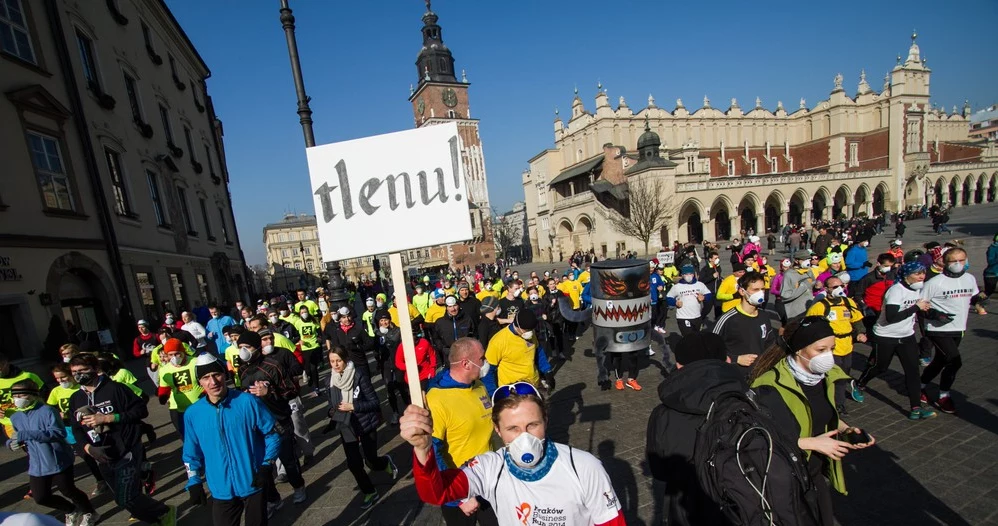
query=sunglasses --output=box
[491,382,541,406]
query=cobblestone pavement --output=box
[2,203,997,525]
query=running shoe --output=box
[275,473,288,484]
[614,379,624,390]
[915,407,937,419]
[78,512,100,526]
[936,396,957,414]
[292,487,307,505]
[625,379,642,391]
[920,390,929,404]
[142,467,156,495]
[64,512,78,526]
[384,455,399,481]
[360,491,380,510]
[23,489,32,500]
[849,382,865,403]
[156,505,176,526]
[267,500,284,519]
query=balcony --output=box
[552,191,593,211]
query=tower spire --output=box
[415,0,456,84]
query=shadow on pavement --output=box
[598,440,644,526]
[831,446,971,526]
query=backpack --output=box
[693,391,820,526]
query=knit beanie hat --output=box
[237,331,262,350]
[194,353,225,380]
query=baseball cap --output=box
[480,296,499,314]
[445,295,458,307]
[195,354,225,380]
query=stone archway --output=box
[989,174,997,203]
[948,177,959,207]
[557,219,574,256]
[934,178,945,207]
[789,188,808,226]
[576,215,594,251]
[854,184,870,217]
[812,187,829,222]
[45,252,120,350]
[975,175,985,204]
[962,177,972,206]
[873,183,888,215]
[738,193,760,235]
[833,185,851,219]
[678,199,705,243]
[710,196,734,241]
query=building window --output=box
[289,232,298,241]
[196,273,209,302]
[140,20,153,49]
[159,104,173,143]
[123,73,142,122]
[770,157,778,173]
[75,31,100,90]
[199,198,213,239]
[176,186,195,235]
[169,272,185,305]
[184,126,196,161]
[906,117,921,153]
[306,261,314,271]
[537,185,547,207]
[424,249,429,258]
[294,262,302,270]
[203,144,215,176]
[292,246,299,256]
[447,110,456,118]
[103,148,131,215]
[727,159,735,176]
[750,158,758,175]
[279,233,287,242]
[146,170,166,225]
[541,216,550,231]
[282,248,290,258]
[849,142,859,167]
[687,156,696,173]
[218,207,231,243]
[27,131,75,211]
[136,272,156,315]
[1,0,36,63]
[303,246,311,255]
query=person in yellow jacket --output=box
[389,296,423,329]
[475,281,497,302]
[424,289,448,324]
[577,265,591,285]
[805,275,867,414]
[0,353,44,439]
[557,274,582,310]
[716,262,748,313]
[413,283,432,318]
[660,262,679,283]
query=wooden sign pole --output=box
[389,252,424,408]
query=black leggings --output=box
[858,335,921,408]
[213,490,266,526]
[676,317,702,336]
[384,380,410,414]
[30,466,94,514]
[169,409,185,440]
[832,354,853,407]
[985,274,997,298]
[342,429,387,494]
[609,351,638,380]
[302,349,321,389]
[920,332,963,391]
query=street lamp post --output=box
[279,0,349,309]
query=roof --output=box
[970,106,998,124]
[549,156,603,186]
[263,214,317,230]
[590,180,628,200]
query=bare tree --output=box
[606,177,673,255]
[491,207,519,261]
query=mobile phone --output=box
[842,429,871,445]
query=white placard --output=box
[306,123,474,262]
[656,251,675,265]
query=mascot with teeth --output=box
[590,260,652,390]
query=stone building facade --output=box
[1,0,247,360]
[523,35,998,261]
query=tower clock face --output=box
[442,88,458,108]
[417,98,425,115]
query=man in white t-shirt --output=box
[666,265,713,336]
[401,384,625,526]
[919,248,986,415]
[180,311,208,352]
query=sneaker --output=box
[917,407,938,420]
[266,500,284,519]
[850,384,865,403]
[275,473,288,484]
[919,357,931,367]
[156,505,176,526]
[64,512,78,526]
[614,379,624,390]
[625,379,643,391]
[292,487,307,505]
[90,484,107,497]
[937,396,957,414]
[142,468,156,495]
[384,455,399,480]
[920,390,929,404]
[360,491,380,510]
[908,409,921,421]
[23,489,32,500]
[78,512,100,526]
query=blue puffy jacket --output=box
[182,389,281,500]
[844,244,870,283]
[10,404,74,477]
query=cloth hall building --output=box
[522,34,998,261]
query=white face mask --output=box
[947,262,965,274]
[880,266,892,273]
[379,327,389,335]
[746,290,765,306]
[528,293,539,301]
[908,281,924,290]
[262,345,274,355]
[269,316,279,325]
[376,301,384,308]
[799,260,811,269]
[170,356,183,366]
[803,351,835,374]
[682,274,695,283]
[59,381,74,390]
[712,258,720,265]
[63,356,72,363]
[451,358,491,379]
[13,397,33,409]
[238,347,255,362]
[507,431,545,469]
[301,313,310,321]
[520,330,534,341]
[831,286,847,298]
[165,317,174,324]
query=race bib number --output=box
[827,311,838,321]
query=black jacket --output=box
[324,322,375,367]
[268,346,303,382]
[433,310,474,353]
[457,295,482,331]
[69,376,149,463]
[326,366,382,438]
[377,326,403,381]
[647,360,745,526]
[477,315,501,346]
[699,263,722,294]
[273,320,300,343]
[238,355,297,422]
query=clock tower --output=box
[408,1,490,212]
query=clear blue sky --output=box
[165,0,997,266]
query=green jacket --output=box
[751,358,850,495]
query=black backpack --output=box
[693,391,820,526]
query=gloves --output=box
[251,463,274,488]
[88,445,113,464]
[188,484,207,506]
[7,440,23,452]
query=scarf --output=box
[786,356,824,387]
[329,361,356,404]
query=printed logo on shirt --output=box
[515,503,532,525]
[940,288,975,298]
[480,395,492,410]
[827,310,838,321]
[173,370,194,392]
[759,324,768,339]
[603,491,618,509]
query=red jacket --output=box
[863,279,894,312]
[394,338,437,382]
[132,332,159,357]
